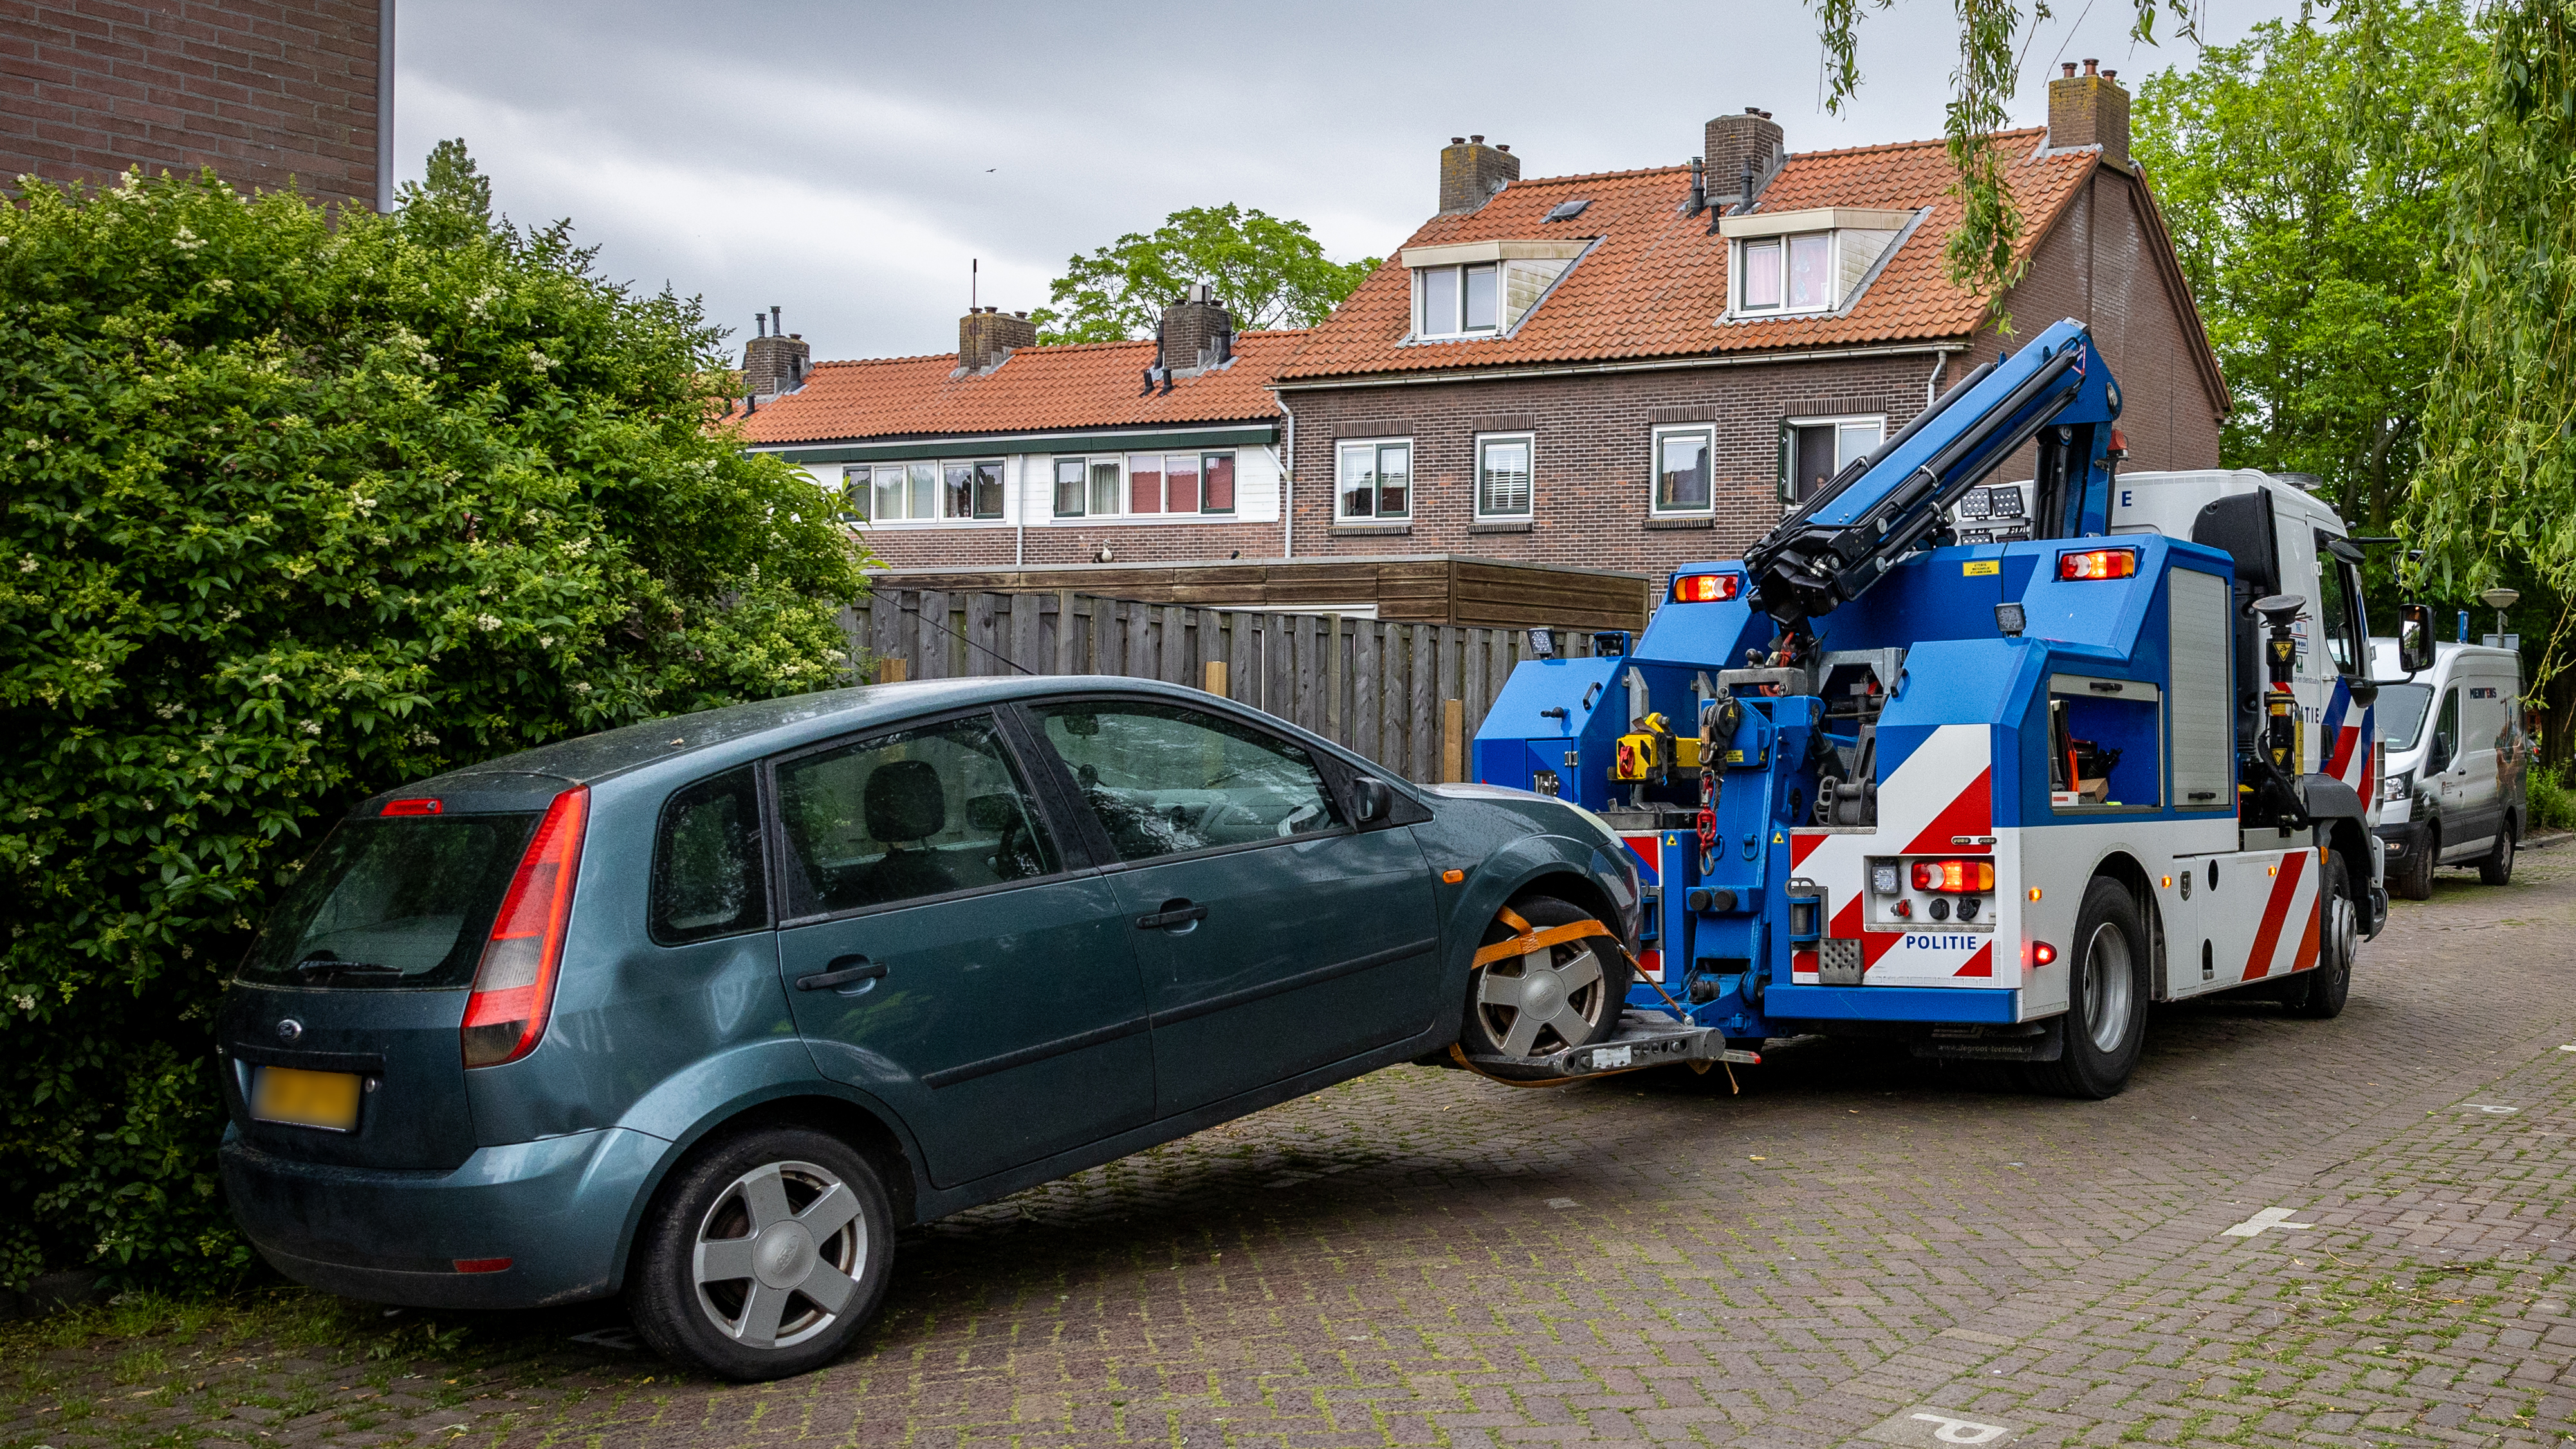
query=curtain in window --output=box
[1478,438,1531,515]
[1375,443,1410,517]
[1201,453,1235,513]
[873,464,906,521]
[1089,460,1121,516]
[909,461,938,520]
[1657,431,1711,511]
[1419,266,1458,335]
[1743,239,1782,308]
[1163,454,1200,513]
[1338,443,1376,517]
[943,462,973,519]
[1127,454,1163,513]
[1788,234,1831,309]
[972,459,1005,519]
[1054,458,1085,517]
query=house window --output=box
[1476,435,1532,519]
[1779,416,1886,504]
[1058,453,1235,518]
[1337,440,1411,521]
[865,461,944,521]
[1738,232,1835,314]
[1414,263,1502,338]
[1653,426,1713,513]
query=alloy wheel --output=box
[692,1160,867,1350]
[1476,936,1612,1058]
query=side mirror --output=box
[1353,777,1394,826]
[2398,603,2436,675]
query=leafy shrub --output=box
[2527,760,2576,831]
[0,147,867,1289]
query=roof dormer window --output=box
[1400,239,1590,342]
[1721,207,1920,320]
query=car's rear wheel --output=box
[2479,822,2516,886]
[2397,826,2437,900]
[2281,851,2355,1019]
[630,1125,894,1381]
[1458,895,1632,1080]
[2023,876,2147,1100]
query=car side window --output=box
[1029,701,1345,862]
[774,714,1062,917]
[650,768,769,945]
[2431,688,2460,771]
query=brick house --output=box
[1,0,391,211]
[734,294,1305,570]
[1271,64,2227,578]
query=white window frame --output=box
[1649,425,1717,516]
[856,457,1007,525]
[1473,432,1534,520]
[1734,231,1838,316]
[1412,262,1503,339]
[1779,414,1887,504]
[1049,450,1240,522]
[1335,438,1413,522]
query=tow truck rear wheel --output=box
[1460,895,1632,1080]
[2281,851,2356,1019]
[2025,876,2148,1100]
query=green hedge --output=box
[0,148,869,1289]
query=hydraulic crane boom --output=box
[1744,318,2123,632]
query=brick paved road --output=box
[8,851,2573,1449]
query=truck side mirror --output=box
[2397,603,2436,675]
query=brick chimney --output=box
[741,304,811,400]
[957,306,1036,374]
[1439,134,1520,215]
[1705,107,1785,210]
[1157,284,1235,378]
[2046,59,2130,169]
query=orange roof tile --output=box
[730,329,1301,447]
[1275,129,2095,381]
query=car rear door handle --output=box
[796,955,885,992]
[1135,901,1208,930]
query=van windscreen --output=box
[237,813,539,988]
[2376,683,2434,753]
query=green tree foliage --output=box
[0,148,869,1287]
[1811,0,2196,320]
[2132,4,2482,531]
[1030,205,1379,344]
[2412,0,2576,721]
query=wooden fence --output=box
[843,589,1613,784]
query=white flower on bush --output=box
[529,349,555,373]
[17,555,33,572]
[172,226,204,252]
[258,672,281,685]
[208,277,233,293]
[299,721,320,736]
[474,613,502,632]
[572,681,592,694]
[12,994,34,1013]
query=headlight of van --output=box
[2380,768,2413,804]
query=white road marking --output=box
[2221,1206,2315,1237]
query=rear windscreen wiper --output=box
[296,957,402,981]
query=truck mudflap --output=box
[1453,1009,1763,1084]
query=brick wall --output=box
[1282,353,1943,582]
[858,518,1287,571]
[1,0,383,210]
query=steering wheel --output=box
[1197,799,1262,845]
[1274,801,1325,837]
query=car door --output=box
[1018,697,1440,1120]
[2427,685,2471,858]
[2455,669,2507,848]
[770,708,1154,1190]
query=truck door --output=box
[2451,671,2508,854]
[2426,687,2470,858]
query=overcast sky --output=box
[395,1,2299,367]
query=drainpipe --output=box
[1014,454,1026,566]
[1279,396,1295,558]
[1925,347,1957,409]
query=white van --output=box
[2367,638,2531,897]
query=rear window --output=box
[237,814,538,988]
[2377,683,2434,753]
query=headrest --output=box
[864,759,945,842]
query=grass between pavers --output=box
[0,1288,667,1449]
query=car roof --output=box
[2367,637,2522,677]
[360,675,1283,812]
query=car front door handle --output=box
[796,955,886,992]
[1135,901,1208,931]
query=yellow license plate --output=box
[251,1066,362,1132]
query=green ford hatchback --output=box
[219,676,1641,1379]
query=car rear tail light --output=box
[462,786,589,1069]
[1671,572,1741,603]
[452,1257,513,1274]
[1911,859,1996,893]
[2032,941,2058,966]
[2059,548,2138,580]
[382,797,443,816]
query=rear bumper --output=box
[221,1125,669,1309]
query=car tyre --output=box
[2281,851,2355,1019]
[2024,876,2148,1100]
[629,1125,894,1382]
[2478,821,2516,886]
[1458,895,1632,1080]
[2397,826,2437,900]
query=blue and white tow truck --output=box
[1469,318,2425,1096]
